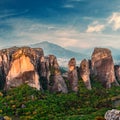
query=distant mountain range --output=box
[31,41,88,61]
[1,41,120,66]
[30,41,120,65]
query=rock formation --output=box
[0,47,44,90]
[114,65,120,82]
[0,46,68,93]
[79,59,91,90]
[91,48,119,88]
[47,55,68,93]
[39,56,49,90]
[0,47,19,90]
[68,58,78,92]
[1,46,120,92]
[105,109,120,120]
[6,47,43,90]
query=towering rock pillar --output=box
[68,58,78,92]
[0,47,19,90]
[48,55,68,93]
[79,59,91,90]
[6,47,44,90]
[114,65,120,82]
[91,48,119,88]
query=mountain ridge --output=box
[30,41,88,60]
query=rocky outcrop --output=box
[0,47,43,90]
[114,65,120,82]
[1,46,120,92]
[0,46,68,93]
[105,109,120,120]
[6,54,40,90]
[79,59,91,90]
[47,55,68,93]
[0,47,19,90]
[39,56,49,90]
[68,58,78,92]
[91,48,119,88]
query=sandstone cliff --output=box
[0,47,43,90]
[39,55,68,93]
[79,59,91,90]
[0,46,120,92]
[68,58,78,92]
[91,48,119,88]
[114,65,120,82]
[0,46,68,93]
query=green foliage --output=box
[40,77,48,90]
[0,74,5,90]
[1,78,120,120]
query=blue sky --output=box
[0,0,120,50]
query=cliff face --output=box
[0,47,43,90]
[68,58,78,92]
[0,46,119,92]
[66,48,120,90]
[48,55,68,93]
[0,47,19,89]
[0,46,68,93]
[91,48,119,88]
[79,59,91,90]
[39,55,68,93]
[6,54,40,90]
[114,65,120,82]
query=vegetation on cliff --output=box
[0,77,120,120]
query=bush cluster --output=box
[0,78,120,120]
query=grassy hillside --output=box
[0,78,120,120]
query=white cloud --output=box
[92,21,99,25]
[86,12,120,33]
[86,24,105,33]
[108,12,120,31]
[1,18,120,51]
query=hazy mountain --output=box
[31,41,88,60]
[108,47,120,64]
